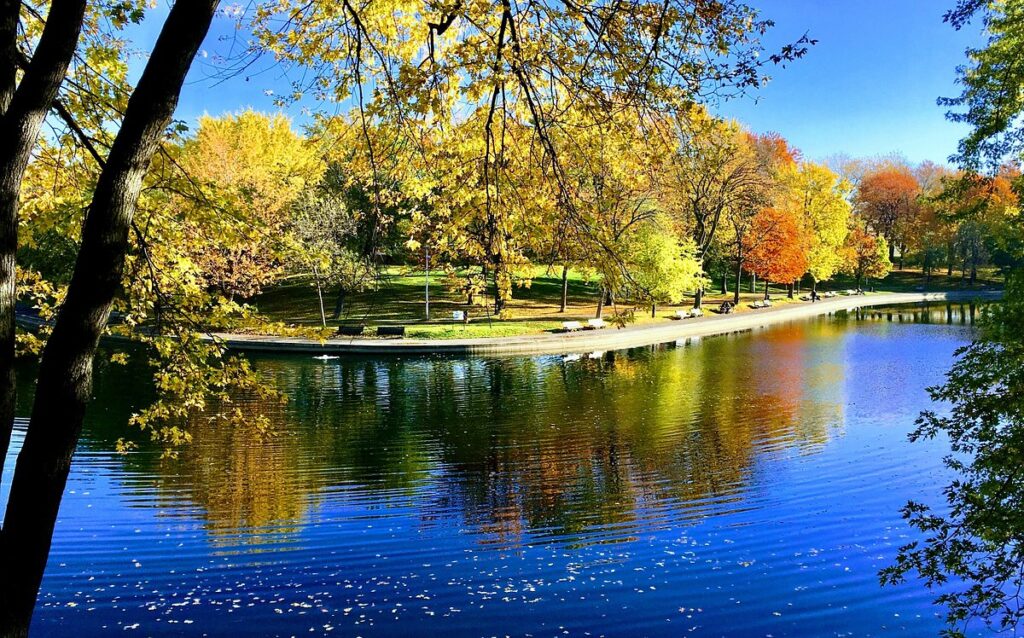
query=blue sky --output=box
[715,0,983,164]
[130,1,983,166]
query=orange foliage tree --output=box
[855,168,920,265]
[743,207,808,299]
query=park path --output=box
[207,291,1001,357]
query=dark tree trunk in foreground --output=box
[721,271,728,295]
[0,3,218,634]
[787,282,794,299]
[694,286,703,309]
[0,0,87,484]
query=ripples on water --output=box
[1,303,988,636]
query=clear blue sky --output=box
[131,1,983,166]
[715,0,982,165]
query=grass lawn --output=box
[249,265,1004,340]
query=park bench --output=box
[561,321,584,332]
[586,318,607,329]
[337,325,366,336]
[377,326,406,337]
[750,300,765,309]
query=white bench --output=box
[750,300,765,309]
[763,299,772,307]
[674,308,703,319]
[586,318,607,329]
[561,321,584,332]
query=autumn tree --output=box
[179,110,324,299]
[666,111,769,307]
[841,221,892,289]
[742,207,808,299]
[942,172,1020,284]
[782,161,852,291]
[855,168,921,266]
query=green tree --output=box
[942,0,1024,168]
[625,217,703,318]
[841,221,892,289]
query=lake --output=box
[3,303,985,636]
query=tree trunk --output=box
[559,264,568,313]
[312,266,326,328]
[969,242,979,285]
[492,266,505,315]
[0,0,88,491]
[332,287,346,320]
[750,272,756,293]
[733,260,742,305]
[596,286,605,319]
[787,282,794,299]
[764,280,769,300]
[0,3,218,634]
[694,286,703,309]
[720,271,728,295]
[0,0,19,115]
[888,240,896,262]
[651,303,656,318]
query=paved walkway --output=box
[207,291,1001,357]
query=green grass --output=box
[249,265,1004,340]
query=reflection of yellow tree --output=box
[158,406,317,549]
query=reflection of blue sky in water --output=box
[7,304,983,636]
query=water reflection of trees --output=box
[72,320,854,550]
[14,307,984,550]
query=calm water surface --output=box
[3,304,988,636]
